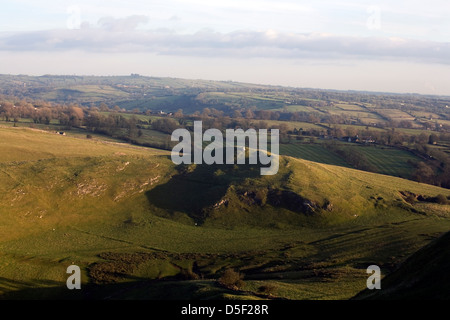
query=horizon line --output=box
[2,73,450,99]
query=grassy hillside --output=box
[0,126,449,300]
[354,230,450,299]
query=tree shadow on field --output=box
[145,157,262,224]
[0,276,242,301]
[0,274,152,300]
[0,277,83,300]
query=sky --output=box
[1,0,450,95]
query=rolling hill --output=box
[0,126,449,300]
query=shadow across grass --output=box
[0,277,253,300]
[145,155,262,224]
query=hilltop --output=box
[1,126,450,299]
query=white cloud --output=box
[3,1,450,40]
[97,15,150,32]
[0,24,449,65]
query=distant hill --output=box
[1,74,449,115]
[0,74,277,113]
[354,230,450,300]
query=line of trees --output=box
[0,97,85,127]
[410,145,450,189]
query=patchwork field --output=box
[341,145,419,179]
[279,142,420,179]
[279,143,350,167]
